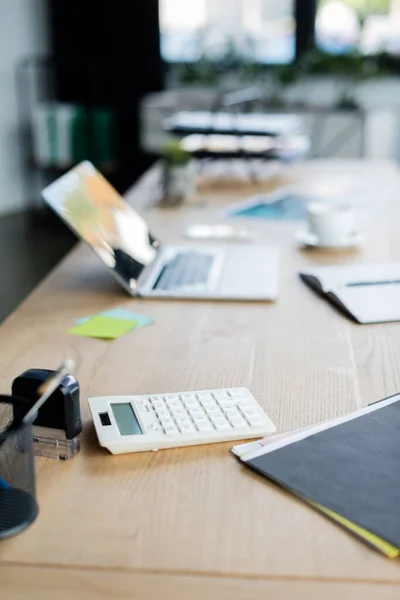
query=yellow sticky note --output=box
[69,316,138,340]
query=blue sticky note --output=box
[222,191,310,221]
[231,195,308,220]
[77,308,154,329]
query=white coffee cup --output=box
[306,202,355,247]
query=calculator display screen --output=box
[111,403,143,436]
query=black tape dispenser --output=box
[12,369,82,460]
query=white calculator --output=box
[88,388,276,454]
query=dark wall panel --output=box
[48,0,164,191]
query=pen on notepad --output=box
[345,280,400,288]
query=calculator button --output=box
[139,397,151,405]
[201,400,218,411]
[171,408,186,419]
[196,421,214,432]
[239,406,256,417]
[247,416,262,427]
[150,423,162,432]
[229,389,243,396]
[134,402,148,414]
[164,395,177,401]
[151,399,164,409]
[210,413,228,424]
[192,415,211,427]
[175,415,190,425]
[156,408,170,419]
[164,424,179,435]
[218,400,235,410]
[207,408,223,419]
[213,391,230,401]
[230,417,247,429]
[197,392,214,401]
[165,398,180,409]
[160,416,174,426]
[178,422,196,434]
[212,419,231,431]
[188,407,204,418]
[180,393,197,402]
[183,399,200,409]
[237,399,251,408]
[224,408,241,419]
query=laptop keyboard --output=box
[153,252,214,291]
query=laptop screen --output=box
[42,161,160,291]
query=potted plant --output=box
[162,139,195,206]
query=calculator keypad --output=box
[134,389,265,436]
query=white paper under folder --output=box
[300,262,400,324]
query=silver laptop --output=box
[42,161,279,301]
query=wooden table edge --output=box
[2,563,400,600]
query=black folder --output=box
[242,394,400,553]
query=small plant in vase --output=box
[162,139,195,207]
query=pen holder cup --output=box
[0,395,38,539]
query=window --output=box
[316,0,400,55]
[159,0,296,64]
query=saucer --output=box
[296,229,364,250]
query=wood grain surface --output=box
[2,565,400,600]
[1,160,400,598]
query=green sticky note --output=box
[77,308,154,328]
[69,316,138,340]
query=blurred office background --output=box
[1,0,400,320]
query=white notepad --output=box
[300,262,400,324]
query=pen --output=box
[345,280,400,288]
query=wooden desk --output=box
[2,160,400,599]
